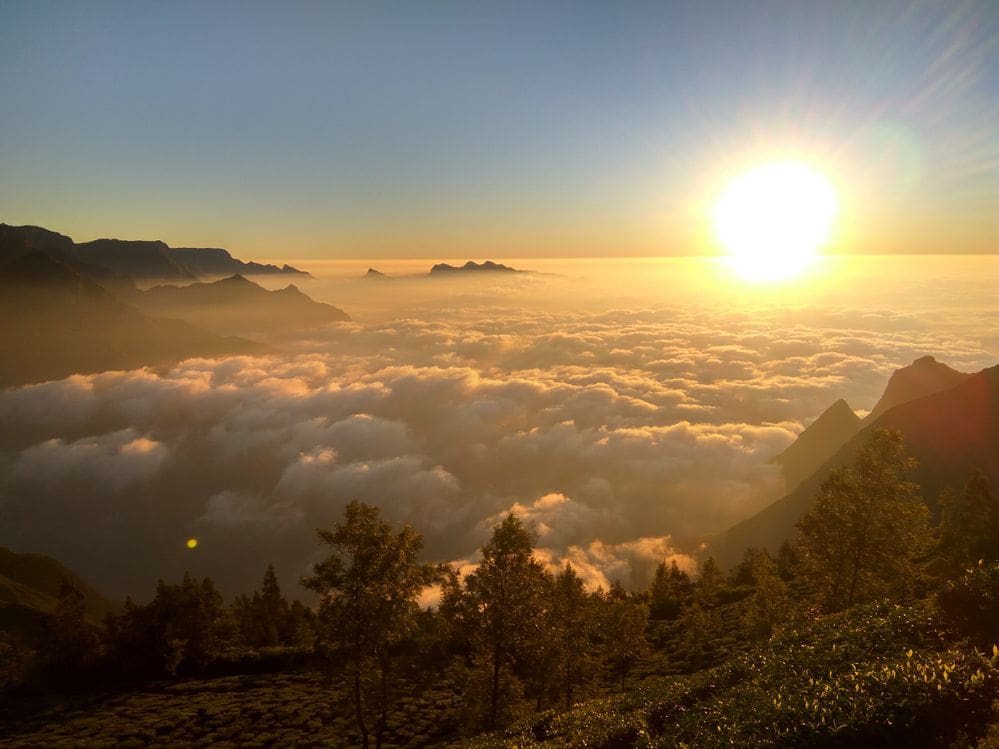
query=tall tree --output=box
[740,550,789,639]
[694,556,725,606]
[301,501,437,749]
[549,563,595,707]
[797,428,931,611]
[105,574,230,678]
[649,559,692,620]
[44,578,100,683]
[258,563,289,646]
[939,470,999,568]
[461,514,549,730]
[599,582,650,690]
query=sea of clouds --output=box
[1,257,996,599]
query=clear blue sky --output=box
[2,1,996,258]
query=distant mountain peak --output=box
[866,355,971,422]
[133,272,349,335]
[710,362,999,570]
[771,397,861,490]
[429,260,523,275]
[1,223,311,283]
[365,267,388,279]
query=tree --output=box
[939,470,999,568]
[258,563,289,646]
[678,601,716,671]
[740,550,789,639]
[105,574,230,678]
[156,574,230,674]
[461,514,549,731]
[694,556,725,606]
[797,429,932,611]
[232,564,297,649]
[599,582,650,690]
[301,501,437,749]
[549,563,595,707]
[43,578,100,684]
[649,559,692,620]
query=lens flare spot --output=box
[186,537,199,550]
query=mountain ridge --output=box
[709,360,999,569]
[0,253,260,387]
[133,274,350,335]
[865,355,971,423]
[0,546,119,625]
[429,260,523,275]
[1,223,310,284]
[770,398,861,491]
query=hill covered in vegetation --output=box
[1,429,997,747]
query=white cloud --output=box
[0,265,994,598]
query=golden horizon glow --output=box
[714,162,838,281]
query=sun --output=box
[713,162,838,281]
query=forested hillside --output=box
[1,429,997,747]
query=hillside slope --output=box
[865,355,971,423]
[133,274,350,334]
[0,223,309,284]
[770,398,861,490]
[710,364,999,569]
[0,253,259,387]
[0,547,119,633]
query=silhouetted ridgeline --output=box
[0,253,259,387]
[770,398,861,490]
[0,223,311,284]
[429,260,523,275]
[712,357,999,570]
[131,274,349,335]
[0,231,351,385]
[0,547,119,633]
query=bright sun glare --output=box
[714,162,838,281]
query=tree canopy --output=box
[797,429,932,611]
[302,500,438,749]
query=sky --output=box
[2,1,997,259]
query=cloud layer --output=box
[2,261,996,598]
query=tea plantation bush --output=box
[470,601,999,748]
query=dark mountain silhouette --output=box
[170,247,311,278]
[0,223,75,255]
[710,362,999,570]
[767,356,974,495]
[0,223,310,284]
[365,267,389,279]
[429,260,523,275]
[0,547,119,634]
[865,355,971,422]
[0,253,259,387]
[0,223,136,292]
[133,274,350,335]
[770,399,861,491]
[75,238,196,282]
